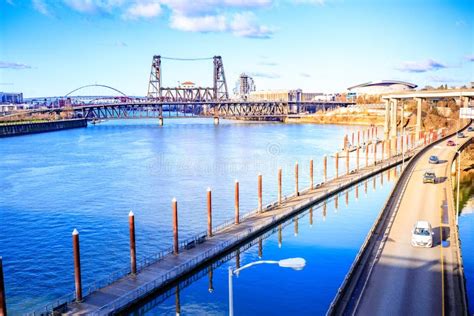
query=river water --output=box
[459,196,474,314]
[128,169,399,315]
[0,118,388,314]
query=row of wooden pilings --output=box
[0,126,443,314]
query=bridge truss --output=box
[70,101,347,120]
[147,55,229,102]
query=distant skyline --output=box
[1,0,473,97]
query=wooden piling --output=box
[0,257,6,316]
[356,146,360,170]
[278,168,282,205]
[72,229,83,302]
[295,161,299,196]
[335,152,339,178]
[129,211,137,274]
[234,180,240,225]
[323,155,327,182]
[357,130,360,146]
[346,149,350,175]
[381,140,385,160]
[373,142,377,165]
[207,188,212,237]
[172,198,178,255]
[309,159,314,190]
[258,174,263,213]
[365,144,369,167]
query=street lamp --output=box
[434,145,461,225]
[228,257,306,316]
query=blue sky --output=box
[0,0,473,97]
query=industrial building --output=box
[249,89,323,102]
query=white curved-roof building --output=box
[348,80,417,95]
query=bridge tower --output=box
[213,56,229,101]
[147,55,162,99]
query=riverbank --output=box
[284,107,385,126]
[0,119,87,137]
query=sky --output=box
[0,0,473,98]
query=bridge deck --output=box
[353,130,472,315]
[60,148,418,315]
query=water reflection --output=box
[127,165,402,315]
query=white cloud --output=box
[292,0,325,4]
[170,13,227,32]
[230,12,273,38]
[122,1,162,19]
[29,0,275,38]
[396,59,447,73]
[32,0,50,15]
[249,71,279,78]
[0,61,32,69]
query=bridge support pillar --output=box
[390,99,398,138]
[159,117,164,126]
[384,99,390,140]
[213,116,219,125]
[462,96,470,108]
[415,98,422,141]
[400,102,404,135]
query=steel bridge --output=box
[66,100,352,122]
[6,55,355,122]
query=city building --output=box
[347,80,417,99]
[249,89,323,102]
[0,92,23,104]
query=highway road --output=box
[355,127,473,315]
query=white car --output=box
[411,221,433,248]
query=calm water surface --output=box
[0,118,382,314]
[459,196,474,314]
[129,169,399,315]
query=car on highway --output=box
[447,140,456,146]
[468,126,474,132]
[428,155,439,164]
[411,221,433,248]
[457,132,465,138]
[423,171,436,184]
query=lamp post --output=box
[228,257,306,316]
